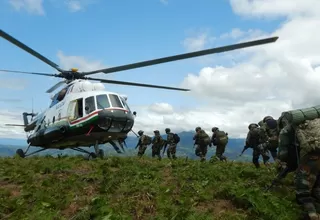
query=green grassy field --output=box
[0,156,301,220]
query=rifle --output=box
[239,145,249,156]
[265,166,290,192]
[162,140,168,156]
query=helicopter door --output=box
[67,98,83,121]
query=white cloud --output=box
[64,0,97,12]
[0,78,28,90]
[148,103,174,115]
[9,0,45,15]
[0,110,26,139]
[182,33,209,52]
[133,0,320,138]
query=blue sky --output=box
[0,0,282,122]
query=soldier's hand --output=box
[276,161,287,173]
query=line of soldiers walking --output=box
[133,126,229,162]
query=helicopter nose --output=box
[97,108,134,132]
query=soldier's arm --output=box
[277,126,291,162]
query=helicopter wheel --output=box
[98,149,104,159]
[16,149,25,158]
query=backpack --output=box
[173,133,180,144]
[215,130,228,145]
[295,118,320,158]
[199,130,211,145]
[142,135,152,145]
[247,127,261,147]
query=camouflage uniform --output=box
[165,128,177,159]
[263,116,279,161]
[278,117,320,219]
[245,123,270,168]
[211,127,228,161]
[135,130,149,157]
[151,130,164,160]
[193,127,210,161]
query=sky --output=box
[0,0,319,140]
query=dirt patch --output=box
[61,202,81,217]
[161,167,174,186]
[0,180,21,197]
[196,199,236,215]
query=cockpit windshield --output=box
[96,94,111,109]
[120,96,131,111]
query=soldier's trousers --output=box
[195,144,207,161]
[152,145,161,160]
[137,145,147,157]
[215,144,227,161]
[295,153,320,217]
[167,144,177,159]
[252,147,269,168]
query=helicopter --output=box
[0,29,279,159]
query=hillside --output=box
[0,156,300,220]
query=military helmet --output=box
[138,130,144,135]
[258,120,264,127]
[195,126,201,132]
[165,128,170,133]
[248,123,258,130]
[263,116,273,122]
[154,130,159,134]
[212,127,218,132]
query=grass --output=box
[0,155,301,220]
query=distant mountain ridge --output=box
[0,131,257,162]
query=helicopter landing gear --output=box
[94,140,104,159]
[15,144,47,158]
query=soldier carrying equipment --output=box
[135,130,151,157]
[194,127,211,162]
[164,128,178,159]
[244,123,270,168]
[152,130,164,160]
[211,127,228,162]
[277,105,320,220]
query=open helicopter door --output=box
[67,98,83,122]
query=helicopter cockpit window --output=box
[108,94,123,108]
[120,96,131,112]
[85,96,95,114]
[96,94,111,109]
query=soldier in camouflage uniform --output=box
[193,127,211,162]
[211,127,228,161]
[165,128,177,159]
[263,116,279,161]
[243,123,270,168]
[151,130,164,160]
[135,130,149,157]
[277,115,320,220]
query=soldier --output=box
[164,128,178,159]
[263,116,279,161]
[151,130,164,160]
[277,111,320,219]
[193,127,211,162]
[242,123,270,168]
[211,127,228,161]
[135,130,152,157]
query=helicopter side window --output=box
[96,94,111,109]
[85,96,95,114]
[76,98,83,118]
[109,94,123,108]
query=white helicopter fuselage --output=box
[26,80,135,149]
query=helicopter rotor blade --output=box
[85,77,190,91]
[0,29,64,73]
[0,69,59,77]
[81,36,279,76]
[46,80,67,93]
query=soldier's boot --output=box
[172,154,177,160]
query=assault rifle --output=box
[265,166,290,192]
[239,145,249,156]
[162,140,168,156]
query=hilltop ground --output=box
[0,156,301,220]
